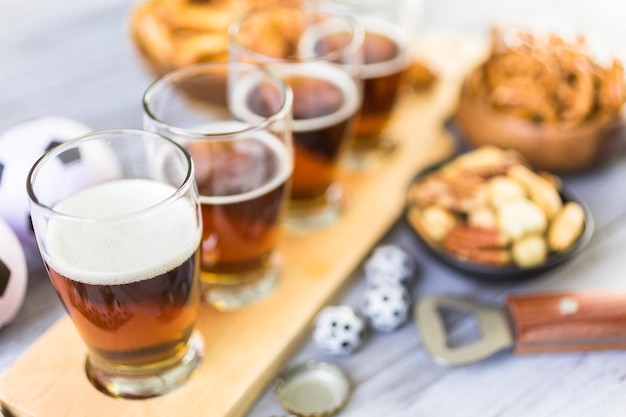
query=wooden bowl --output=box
[455,71,626,174]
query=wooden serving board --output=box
[0,34,487,417]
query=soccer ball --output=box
[0,217,27,328]
[0,117,121,246]
[0,116,91,244]
[313,305,366,356]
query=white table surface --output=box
[2,1,626,416]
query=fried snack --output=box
[442,145,526,177]
[497,198,547,240]
[468,26,626,124]
[512,234,548,267]
[486,175,526,207]
[406,171,486,213]
[468,206,497,229]
[548,202,586,252]
[507,164,562,219]
[131,0,230,72]
[418,206,457,242]
[444,224,509,250]
[443,225,511,265]
[130,0,300,74]
[406,59,438,90]
[406,146,587,268]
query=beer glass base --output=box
[285,184,344,232]
[201,263,280,311]
[344,135,397,171]
[85,331,204,399]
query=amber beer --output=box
[308,17,409,163]
[185,127,291,283]
[279,63,360,202]
[142,62,293,309]
[356,22,412,140]
[43,179,202,368]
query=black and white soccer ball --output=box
[360,282,411,332]
[364,244,416,287]
[0,117,121,246]
[0,217,27,328]
[313,305,366,356]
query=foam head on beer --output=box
[46,179,200,282]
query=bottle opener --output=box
[415,291,626,366]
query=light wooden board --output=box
[0,35,486,417]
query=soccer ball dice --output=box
[360,282,411,332]
[313,305,366,356]
[364,244,416,287]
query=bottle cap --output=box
[272,360,351,417]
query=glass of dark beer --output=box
[26,129,204,399]
[143,62,293,311]
[320,0,421,170]
[229,4,363,231]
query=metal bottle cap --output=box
[272,360,351,417]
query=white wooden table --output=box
[2,1,626,416]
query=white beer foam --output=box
[45,179,201,285]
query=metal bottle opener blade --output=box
[415,295,513,366]
[415,291,626,366]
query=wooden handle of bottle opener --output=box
[506,291,626,355]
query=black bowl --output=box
[405,159,594,281]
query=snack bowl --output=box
[405,147,594,281]
[454,27,626,174]
[455,71,625,173]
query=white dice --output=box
[313,306,366,356]
[360,282,411,332]
[364,245,416,287]
[312,245,418,355]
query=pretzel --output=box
[130,0,299,73]
[470,26,626,124]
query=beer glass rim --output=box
[228,3,364,66]
[26,128,196,223]
[142,61,294,140]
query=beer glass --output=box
[229,4,363,230]
[321,0,420,170]
[27,129,203,399]
[143,62,293,310]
